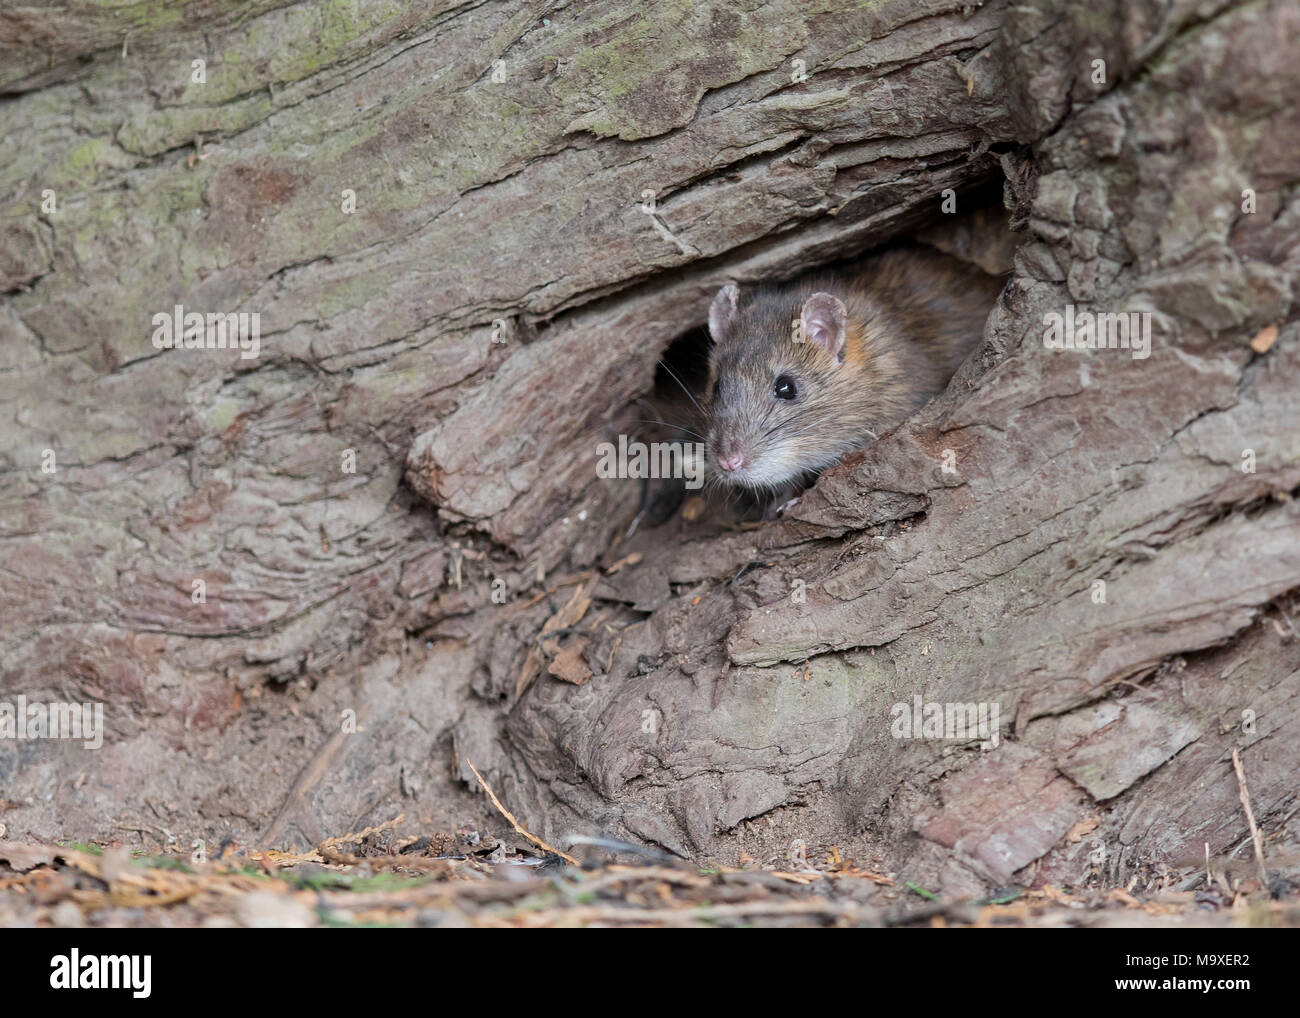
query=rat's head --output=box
[704,281,865,490]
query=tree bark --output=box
[1,0,1296,894]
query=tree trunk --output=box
[1,0,1296,895]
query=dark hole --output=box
[654,324,711,404]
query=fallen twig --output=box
[1231,748,1269,888]
[465,759,579,866]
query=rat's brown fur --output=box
[705,246,1002,493]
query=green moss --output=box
[117,97,275,158]
[83,0,186,32]
[205,398,245,433]
[132,854,194,872]
[217,0,406,88]
[545,0,808,139]
[54,137,130,192]
[289,868,429,892]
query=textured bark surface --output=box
[1,0,1297,895]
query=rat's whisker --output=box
[622,419,707,440]
[656,360,704,416]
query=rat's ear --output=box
[708,283,739,342]
[800,292,848,362]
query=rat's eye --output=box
[773,374,797,400]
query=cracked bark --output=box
[1,0,1297,894]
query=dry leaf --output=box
[513,574,598,702]
[1067,815,1101,842]
[547,637,592,685]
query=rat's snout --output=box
[708,416,756,482]
[716,448,745,473]
[709,431,748,474]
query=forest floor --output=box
[2,816,1296,928]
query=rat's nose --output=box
[717,450,745,472]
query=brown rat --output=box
[703,246,1002,495]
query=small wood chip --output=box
[1249,324,1278,353]
[680,497,706,521]
[606,552,642,574]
